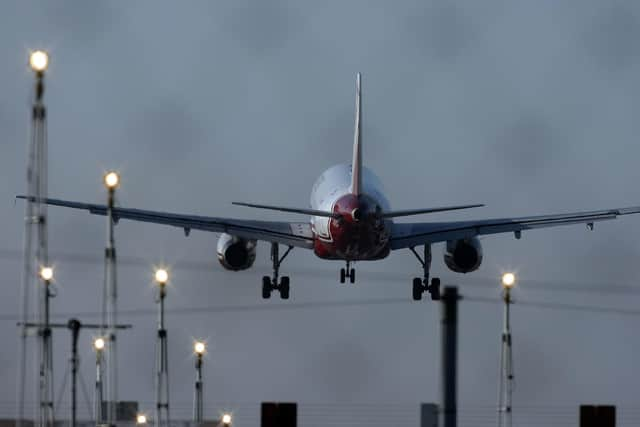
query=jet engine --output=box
[444,237,483,273]
[216,233,257,271]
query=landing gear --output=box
[340,261,356,284]
[410,245,441,301]
[262,243,293,300]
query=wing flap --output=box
[17,196,314,249]
[390,207,640,249]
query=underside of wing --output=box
[390,206,640,250]
[16,196,314,249]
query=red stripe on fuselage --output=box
[313,193,390,260]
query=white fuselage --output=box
[309,164,392,260]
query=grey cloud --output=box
[405,3,475,63]
[584,3,640,72]
[42,1,116,50]
[490,111,567,179]
[3,1,640,424]
[217,0,303,55]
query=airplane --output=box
[19,73,640,301]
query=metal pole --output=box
[34,68,54,427]
[497,286,514,427]
[68,319,82,427]
[104,184,118,425]
[155,284,170,426]
[441,286,458,427]
[95,347,104,425]
[193,354,203,422]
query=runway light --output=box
[136,414,147,424]
[502,272,516,288]
[94,337,105,351]
[194,341,206,355]
[154,268,169,285]
[104,171,120,189]
[40,266,53,281]
[222,413,232,426]
[29,50,49,72]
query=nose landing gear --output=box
[340,261,356,284]
[410,245,440,301]
[262,243,293,300]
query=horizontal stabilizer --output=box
[381,204,485,218]
[232,202,340,218]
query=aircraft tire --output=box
[412,277,423,301]
[262,276,272,299]
[280,276,290,300]
[340,268,346,283]
[350,268,356,284]
[430,278,441,301]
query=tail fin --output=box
[350,73,363,196]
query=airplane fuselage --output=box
[310,164,392,260]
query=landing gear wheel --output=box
[349,268,356,284]
[429,277,441,301]
[412,277,423,301]
[262,276,272,299]
[340,268,346,284]
[264,243,294,301]
[279,276,290,300]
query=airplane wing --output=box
[390,206,640,249]
[16,196,314,249]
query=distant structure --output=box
[154,268,171,426]
[497,273,515,427]
[193,341,206,423]
[102,171,120,425]
[18,49,55,427]
[93,337,105,423]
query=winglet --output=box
[350,72,363,196]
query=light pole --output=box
[94,337,105,425]
[497,273,515,427]
[193,341,206,423]
[102,171,119,426]
[39,265,55,427]
[18,49,54,427]
[154,268,171,426]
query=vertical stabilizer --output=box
[351,73,363,196]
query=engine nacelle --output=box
[216,233,257,271]
[444,237,483,273]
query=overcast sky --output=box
[2,1,640,426]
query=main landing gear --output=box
[339,261,356,284]
[410,245,440,301]
[262,243,293,300]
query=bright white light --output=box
[155,268,169,285]
[222,413,232,425]
[94,337,105,350]
[29,50,49,72]
[194,341,206,355]
[104,171,120,189]
[502,272,516,288]
[40,266,53,281]
[136,414,147,424]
